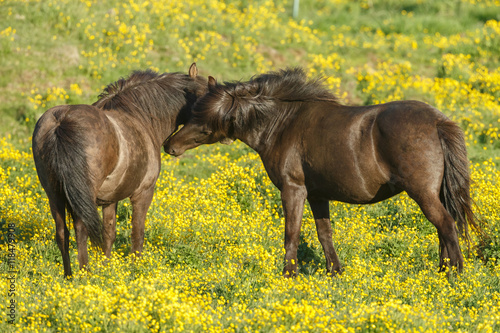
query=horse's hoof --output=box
[327,267,344,278]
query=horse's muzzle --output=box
[163,144,183,157]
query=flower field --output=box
[1,0,500,331]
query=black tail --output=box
[34,107,103,246]
[437,119,482,243]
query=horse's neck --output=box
[155,113,182,146]
[238,102,296,154]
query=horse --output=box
[32,63,207,277]
[164,67,482,277]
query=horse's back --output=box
[375,100,447,135]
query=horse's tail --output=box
[436,119,482,243]
[33,106,102,246]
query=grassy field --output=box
[1,0,500,331]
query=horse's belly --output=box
[307,184,400,204]
[96,173,131,203]
[306,184,372,203]
[305,171,398,204]
[96,150,159,203]
[302,142,393,204]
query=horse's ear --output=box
[188,63,198,78]
[208,76,217,90]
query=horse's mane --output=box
[244,67,339,103]
[193,67,341,134]
[93,69,204,124]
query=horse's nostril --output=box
[163,144,174,155]
[166,146,179,156]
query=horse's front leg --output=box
[281,184,307,278]
[308,199,343,276]
[130,188,155,256]
[102,202,117,258]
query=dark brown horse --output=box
[32,64,207,277]
[165,67,481,277]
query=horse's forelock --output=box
[190,86,229,133]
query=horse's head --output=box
[165,76,234,156]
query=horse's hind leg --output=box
[308,199,342,276]
[72,215,89,272]
[49,196,72,277]
[102,202,117,258]
[409,192,463,272]
[130,188,155,256]
[386,124,464,272]
[438,235,450,269]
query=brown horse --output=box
[165,68,481,277]
[32,64,207,277]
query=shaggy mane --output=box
[192,68,341,134]
[93,69,204,125]
[241,67,340,103]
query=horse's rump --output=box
[32,105,115,245]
